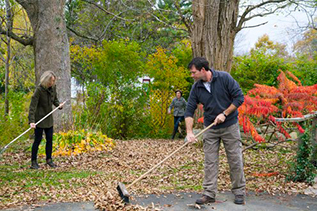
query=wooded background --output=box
[0,0,316,141]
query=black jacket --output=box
[28,85,60,128]
[185,69,244,129]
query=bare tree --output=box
[293,0,317,30]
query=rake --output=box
[117,122,216,203]
[0,100,68,157]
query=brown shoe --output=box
[195,195,215,205]
[234,195,245,205]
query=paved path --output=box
[1,202,95,211]
[2,191,316,211]
[133,191,317,211]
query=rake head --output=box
[117,182,130,203]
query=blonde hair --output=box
[39,71,56,88]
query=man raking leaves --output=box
[117,57,246,206]
[117,121,216,203]
[185,57,245,205]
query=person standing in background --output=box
[168,90,187,139]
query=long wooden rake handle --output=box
[126,122,216,189]
[0,100,68,156]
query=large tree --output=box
[86,0,297,73]
[189,0,293,72]
[0,0,72,130]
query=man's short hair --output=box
[187,57,211,71]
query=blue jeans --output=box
[174,116,184,133]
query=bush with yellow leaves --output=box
[38,129,115,156]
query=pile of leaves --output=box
[38,130,115,156]
[0,139,313,210]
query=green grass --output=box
[0,137,102,190]
[0,164,98,188]
[175,184,202,191]
[169,161,204,173]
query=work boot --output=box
[234,195,245,205]
[46,159,57,168]
[195,195,215,205]
[30,160,39,169]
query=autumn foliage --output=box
[39,130,115,156]
[239,70,317,142]
[196,70,316,142]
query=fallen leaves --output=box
[187,203,202,209]
[251,172,279,177]
[0,139,313,210]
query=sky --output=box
[234,9,312,55]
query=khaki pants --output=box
[202,122,245,198]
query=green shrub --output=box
[289,53,317,86]
[0,91,31,148]
[231,50,288,93]
[286,127,316,184]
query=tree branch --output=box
[236,0,291,32]
[120,0,189,35]
[174,2,191,33]
[2,0,34,46]
[243,138,295,152]
[149,13,188,34]
[0,25,33,46]
[241,21,268,29]
[275,111,317,122]
[82,0,133,22]
[243,142,258,152]
[66,26,99,42]
[243,4,289,23]
[96,9,130,41]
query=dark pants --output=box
[31,127,53,161]
[173,116,184,134]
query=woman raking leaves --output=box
[28,71,65,169]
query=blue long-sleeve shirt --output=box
[185,69,244,129]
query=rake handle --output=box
[0,100,68,155]
[127,122,215,189]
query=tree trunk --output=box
[191,0,239,72]
[17,0,72,131]
[4,0,12,118]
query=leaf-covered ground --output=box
[0,139,312,210]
